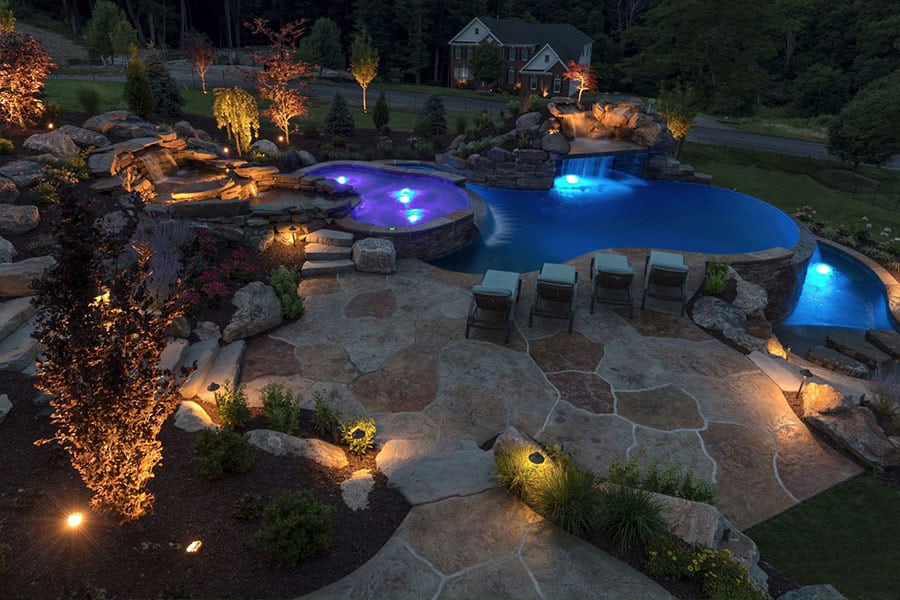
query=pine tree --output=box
[123,45,155,118]
[420,94,447,136]
[145,51,185,117]
[323,92,355,138]
[372,90,389,131]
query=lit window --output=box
[553,75,561,94]
[530,75,538,90]
[508,67,515,84]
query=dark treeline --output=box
[14,0,899,115]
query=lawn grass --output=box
[712,105,831,143]
[746,475,900,600]
[681,143,900,234]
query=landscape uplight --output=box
[186,540,202,553]
[66,512,83,528]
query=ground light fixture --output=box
[336,176,348,184]
[797,368,814,396]
[528,451,545,465]
[186,540,202,554]
[352,428,366,440]
[66,512,83,529]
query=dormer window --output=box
[544,54,549,63]
[475,27,479,34]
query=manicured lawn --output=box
[681,143,900,234]
[712,105,830,142]
[746,475,900,600]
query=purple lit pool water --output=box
[306,165,469,227]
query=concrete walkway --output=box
[237,253,861,599]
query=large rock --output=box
[777,584,846,600]
[515,111,542,130]
[541,132,570,154]
[692,296,747,332]
[55,125,110,149]
[0,204,39,235]
[730,268,768,318]
[222,281,283,343]
[0,176,17,203]
[799,382,856,416]
[24,130,80,157]
[172,400,216,432]
[250,139,279,157]
[805,346,869,378]
[805,407,900,467]
[0,256,55,297]
[297,150,317,166]
[352,238,396,274]
[0,236,16,263]
[83,111,160,141]
[246,428,348,469]
[0,160,45,188]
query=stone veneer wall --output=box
[721,221,816,321]
[436,148,558,190]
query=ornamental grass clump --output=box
[704,260,730,295]
[608,455,716,504]
[599,486,666,550]
[254,490,335,566]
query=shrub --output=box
[340,415,376,455]
[413,139,435,160]
[261,382,299,434]
[507,99,521,117]
[312,393,342,439]
[145,51,185,117]
[599,486,666,550]
[193,427,255,479]
[270,265,304,319]
[420,94,447,136]
[372,90,389,131]
[867,369,900,430]
[645,535,695,579]
[232,493,264,522]
[123,46,154,118]
[254,490,335,566]
[704,260,730,294]
[376,135,393,156]
[454,113,468,136]
[0,138,13,154]
[607,455,716,504]
[299,119,319,139]
[75,84,102,115]
[469,110,497,138]
[412,114,431,138]
[214,380,250,430]
[27,233,57,255]
[534,457,604,537]
[323,92,355,138]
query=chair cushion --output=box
[539,263,577,285]
[648,250,688,271]
[472,285,511,298]
[593,253,634,276]
[480,269,520,300]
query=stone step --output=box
[825,330,891,369]
[865,328,900,360]
[194,340,246,404]
[0,319,40,372]
[179,339,220,399]
[305,228,353,247]
[157,337,190,375]
[0,296,35,343]
[806,346,868,378]
[304,242,352,261]
[301,259,356,277]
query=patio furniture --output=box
[641,250,689,315]
[466,269,523,343]
[590,252,635,318]
[529,262,578,332]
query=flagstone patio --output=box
[239,253,862,599]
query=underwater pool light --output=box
[395,187,416,204]
[814,263,833,276]
[564,174,580,185]
[406,208,424,224]
[335,176,348,185]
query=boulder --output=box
[446,135,466,152]
[0,256,56,297]
[173,120,197,138]
[800,382,856,416]
[296,150,317,166]
[0,236,16,263]
[251,139,279,157]
[194,321,222,341]
[24,130,80,157]
[0,205,39,235]
[0,160,46,188]
[777,584,846,600]
[165,316,191,339]
[172,400,216,432]
[247,429,348,469]
[83,111,160,141]
[541,132,570,154]
[805,407,900,467]
[98,210,130,237]
[83,110,134,133]
[55,125,110,149]
[486,147,513,162]
[222,281,283,343]
[0,176,17,203]
[186,137,220,153]
[493,426,538,453]
[722,327,766,353]
[352,238,396,274]
[805,346,869,378]
[633,122,669,149]
[0,393,10,425]
[516,111,542,130]
[730,268,768,318]
[692,296,747,332]
[87,150,117,177]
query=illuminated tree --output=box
[564,60,598,107]
[0,0,14,31]
[349,23,379,113]
[0,28,55,131]
[184,29,215,94]
[213,86,259,156]
[658,80,698,158]
[124,45,155,119]
[33,191,189,523]
[246,18,312,145]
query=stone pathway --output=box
[236,254,862,598]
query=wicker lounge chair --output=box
[640,250,689,315]
[466,269,523,343]
[590,252,635,318]
[529,262,578,332]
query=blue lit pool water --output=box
[430,169,799,274]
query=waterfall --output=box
[137,149,177,182]
[557,156,614,179]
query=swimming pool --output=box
[431,171,800,274]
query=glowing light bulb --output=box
[336,176,348,184]
[815,264,832,275]
[67,512,83,528]
[186,540,202,553]
[222,147,229,155]
[395,188,415,204]
[564,174,579,184]
[406,208,423,224]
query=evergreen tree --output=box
[124,46,155,118]
[84,0,133,64]
[419,94,447,136]
[827,71,900,167]
[145,51,185,117]
[324,92,355,138]
[372,90,389,131]
[296,18,345,76]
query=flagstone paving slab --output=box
[528,331,605,373]
[352,346,437,413]
[616,384,704,430]
[240,335,298,381]
[680,372,800,433]
[384,446,497,505]
[631,427,716,481]
[701,422,796,528]
[295,343,360,383]
[438,555,542,600]
[297,275,341,296]
[537,402,635,477]
[344,289,397,319]
[545,371,615,414]
[414,317,468,348]
[773,424,863,501]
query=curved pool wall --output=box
[298,161,483,260]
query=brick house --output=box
[448,17,592,96]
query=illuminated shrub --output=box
[254,490,335,565]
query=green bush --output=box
[270,266,304,319]
[420,94,447,136]
[145,51,185,117]
[261,382,299,434]
[323,92,355,138]
[607,456,716,504]
[27,233,58,256]
[534,456,604,537]
[299,119,319,139]
[340,415,376,455]
[0,138,13,154]
[123,46,155,118]
[232,493,264,523]
[454,113,468,135]
[507,99,521,117]
[312,393,342,439]
[214,380,250,430]
[193,428,255,479]
[599,486,666,550]
[494,444,547,501]
[704,260,730,295]
[253,490,335,566]
[75,85,102,115]
[412,115,431,138]
[372,90,389,131]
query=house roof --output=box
[475,17,592,63]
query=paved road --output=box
[53,63,900,169]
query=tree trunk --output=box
[223,0,233,49]
[433,49,440,84]
[179,0,188,49]
[362,84,368,113]
[233,0,241,48]
[123,0,148,45]
[675,136,685,160]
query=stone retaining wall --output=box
[436,148,558,190]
